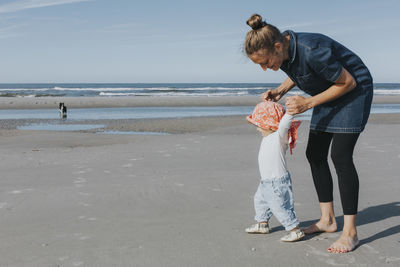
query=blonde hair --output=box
[244,14,283,56]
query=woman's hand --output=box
[262,77,296,102]
[261,89,282,102]
[285,95,312,115]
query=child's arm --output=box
[277,113,294,142]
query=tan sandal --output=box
[245,223,270,234]
[280,229,305,242]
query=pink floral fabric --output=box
[247,100,301,154]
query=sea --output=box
[1,83,400,131]
[0,83,399,98]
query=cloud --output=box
[0,0,92,13]
[0,24,26,38]
[279,22,314,30]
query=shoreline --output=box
[1,113,399,133]
[0,95,399,109]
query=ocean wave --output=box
[374,89,400,95]
[0,84,399,97]
[99,91,250,97]
[0,88,50,91]
[50,86,269,91]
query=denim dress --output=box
[280,30,373,133]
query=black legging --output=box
[306,130,360,215]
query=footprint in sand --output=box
[326,258,355,265]
[122,163,133,168]
[74,232,90,241]
[73,170,87,175]
[78,192,92,196]
[306,245,330,258]
[130,158,144,161]
[78,216,97,221]
[385,257,400,264]
[58,256,69,261]
[306,245,356,266]
[9,188,34,194]
[78,202,91,207]
[175,144,187,149]
[73,178,87,184]
[362,244,379,254]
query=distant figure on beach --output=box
[59,102,67,118]
[245,100,303,242]
[244,14,373,253]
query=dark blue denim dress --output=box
[280,30,373,133]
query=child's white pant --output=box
[254,172,299,231]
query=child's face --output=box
[257,127,274,137]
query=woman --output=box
[243,14,373,253]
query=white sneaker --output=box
[280,229,305,242]
[245,223,270,234]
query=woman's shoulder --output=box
[294,31,336,49]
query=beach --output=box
[0,96,399,267]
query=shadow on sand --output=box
[293,201,400,245]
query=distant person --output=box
[244,14,373,253]
[245,100,303,242]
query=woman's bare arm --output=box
[285,67,356,115]
[262,77,296,101]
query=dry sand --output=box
[0,96,399,266]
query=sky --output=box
[0,0,399,83]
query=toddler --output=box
[245,100,304,242]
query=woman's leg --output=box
[328,133,360,253]
[304,130,337,234]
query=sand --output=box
[0,96,399,267]
[0,95,398,109]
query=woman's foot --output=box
[328,215,358,253]
[303,219,337,234]
[328,234,359,253]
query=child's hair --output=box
[244,14,284,56]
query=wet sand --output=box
[0,95,398,109]
[0,96,399,266]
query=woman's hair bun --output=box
[246,14,267,30]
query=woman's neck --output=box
[283,34,291,61]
